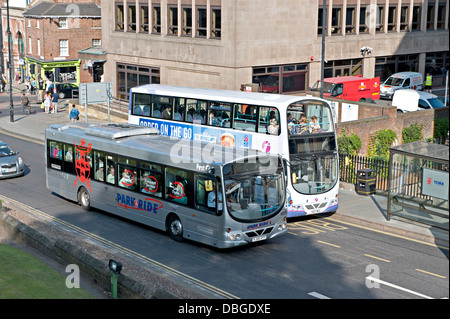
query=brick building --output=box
[23,0,102,89]
[0,0,29,80]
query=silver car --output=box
[0,141,25,179]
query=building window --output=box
[375,55,419,82]
[197,7,207,37]
[323,59,362,78]
[376,6,385,32]
[116,3,124,31]
[182,6,192,36]
[116,63,160,100]
[427,2,436,30]
[140,4,149,33]
[345,7,356,34]
[59,40,69,56]
[37,38,41,56]
[28,37,32,54]
[387,6,397,32]
[128,4,137,31]
[58,18,68,29]
[168,6,178,35]
[318,7,325,35]
[331,7,342,35]
[92,39,101,46]
[252,64,308,94]
[211,8,221,38]
[359,6,369,33]
[152,5,161,34]
[411,5,421,31]
[437,3,446,30]
[399,6,408,31]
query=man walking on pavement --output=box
[21,92,30,114]
[52,91,59,113]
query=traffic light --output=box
[54,67,61,82]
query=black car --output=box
[47,83,79,99]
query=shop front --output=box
[25,57,81,91]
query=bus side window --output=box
[140,162,162,198]
[94,151,105,182]
[259,107,280,134]
[63,143,75,174]
[233,104,256,132]
[165,167,188,205]
[106,155,116,185]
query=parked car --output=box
[393,89,445,113]
[47,83,79,99]
[0,141,25,179]
[380,72,423,100]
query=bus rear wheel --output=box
[167,215,184,242]
[78,187,91,211]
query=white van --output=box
[393,89,445,113]
[380,72,423,99]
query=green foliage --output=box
[337,127,362,155]
[402,123,423,144]
[434,118,449,140]
[368,129,397,160]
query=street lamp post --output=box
[320,0,327,99]
[6,0,14,122]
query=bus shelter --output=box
[387,141,449,230]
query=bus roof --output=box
[46,123,267,168]
[131,84,322,107]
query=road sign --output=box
[79,82,112,105]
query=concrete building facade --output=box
[101,0,449,99]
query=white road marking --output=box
[308,292,331,299]
[366,276,433,299]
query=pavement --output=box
[0,83,448,298]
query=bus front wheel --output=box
[167,215,184,242]
[78,188,91,211]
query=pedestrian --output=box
[1,74,6,92]
[21,92,30,114]
[69,104,80,123]
[425,73,433,92]
[44,93,51,114]
[52,92,59,113]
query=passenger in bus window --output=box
[95,161,104,181]
[163,105,172,120]
[309,116,321,133]
[268,118,279,135]
[119,169,134,189]
[65,147,73,162]
[106,166,115,184]
[207,183,223,212]
[209,111,220,126]
[298,114,309,133]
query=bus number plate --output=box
[252,235,267,242]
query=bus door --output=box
[188,174,223,238]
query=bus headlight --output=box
[228,233,242,241]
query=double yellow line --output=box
[1,195,239,299]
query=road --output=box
[0,132,448,299]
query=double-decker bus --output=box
[128,85,339,218]
[45,123,287,248]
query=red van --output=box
[310,75,380,102]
